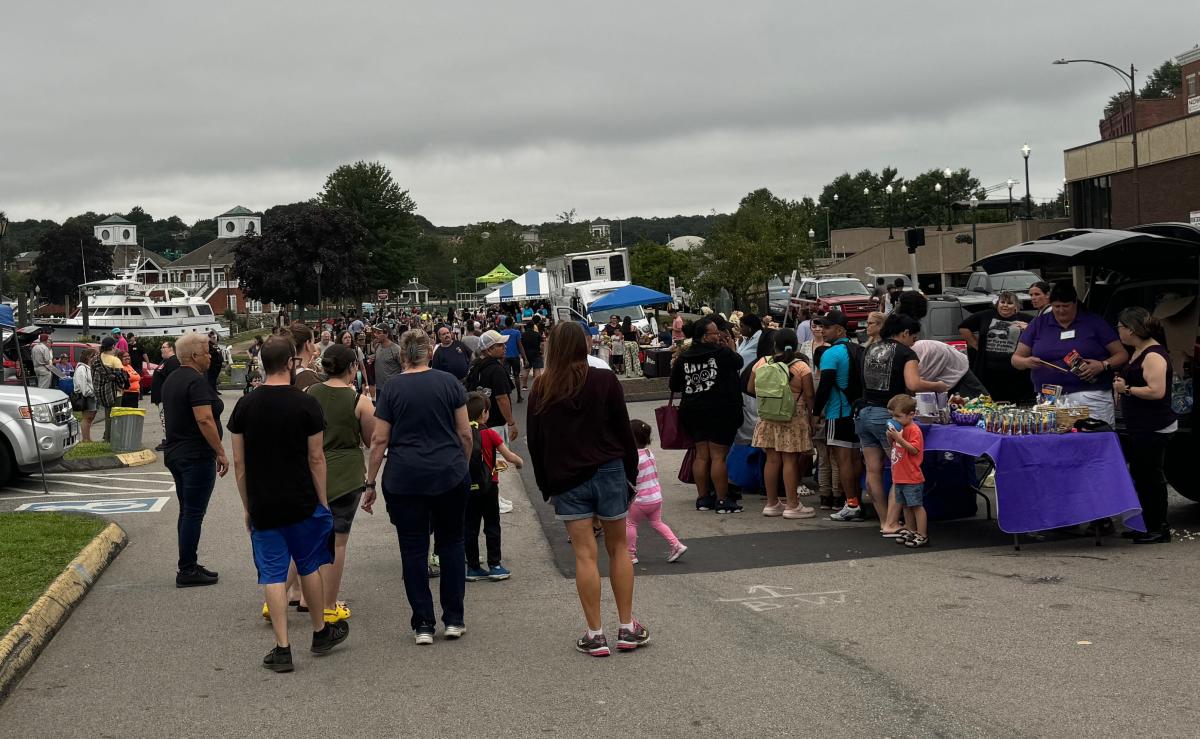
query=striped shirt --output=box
[634,449,662,504]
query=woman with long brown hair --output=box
[527,321,647,657]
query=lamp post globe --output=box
[935,183,943,230]
[808,228,815,239]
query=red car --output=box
[792,276,879,329]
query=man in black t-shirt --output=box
[464,330,517,442]
[162,333,228,587]
[228,336,348,672]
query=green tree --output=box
[1140,59,1182,98]
[319,161,421,291]
[232,202,369,307]
[690,189,815,309]
[31,223,114,304]
[629,239,693,294]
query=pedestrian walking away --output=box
[228,336,348,673]
[161,333,228,588]
[365,329,472,644]
[527,321,648,657]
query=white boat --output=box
[38,279,228,340]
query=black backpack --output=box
[843,340,865,403]
[468,426,496,495]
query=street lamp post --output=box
[1006,178,1017,222]
[885,184,894,239]
[943,168,954,230]
[0,215,7,303]
[1053,58,1139,225]
[1021,144,1032,219]
[863,187,871,228]
[934,183,943,231]
[452,256,459,317]
[314,262,323,320]
[969,197,979,265]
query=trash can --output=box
[230,365,246,386]
[110,407,146,453]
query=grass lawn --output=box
[65,441,113,460]
[0,512,107,632]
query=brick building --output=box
[1065,44,1200,229]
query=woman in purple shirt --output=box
[1011,283,1127,424]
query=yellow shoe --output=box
[262,602,270,620]
[323,601,351,623]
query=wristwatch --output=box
[365,481,376,488]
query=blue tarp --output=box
[0,305,13,329]
[587,284,672,312]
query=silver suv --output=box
[0,386,80,484]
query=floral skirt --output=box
[752,407,813,454]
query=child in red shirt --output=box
[465,393,523,582]
[885,394,928,548]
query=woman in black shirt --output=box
[1112,307,1175,543]
[669,316,745,513]
[957,291,1033,403]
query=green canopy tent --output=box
[476,263,520,289]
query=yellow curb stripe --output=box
[115,449,156,467]
[0,522,127,702]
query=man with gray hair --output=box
[372,325,403,392]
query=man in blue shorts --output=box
[229,336,349,673]
[500,316,527,403]
[811,311,866,522]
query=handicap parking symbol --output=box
[15,497,169,514]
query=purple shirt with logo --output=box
[1018,309,1118,394]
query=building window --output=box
[122,229,131,240]
[101,229,110,240]
[1072,176,1111,229]
[1188,74,1198,99]
[225,221,236,233]
[227,294,238,312]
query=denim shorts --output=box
[552,459,631,521]
[894,483,925,507]
[251,505,334,584]
[855,405,893,450]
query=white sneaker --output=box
[830,504,865,522]
[498,496,514,514]
[444,624,466,639]
[797,484,817,496]
[414,631,434,645]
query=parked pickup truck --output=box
[0,385,80,484]
[946,270,1040,298]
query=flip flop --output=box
[880,529,908,539]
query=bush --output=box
[131,335,177,364]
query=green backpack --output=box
[755,359,801,422]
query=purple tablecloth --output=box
[921,424,1145,534]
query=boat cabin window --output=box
[197,305,213,316]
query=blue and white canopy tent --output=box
[586,284,672,312]
[484,270,549,304]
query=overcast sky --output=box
[3,2,1196,227]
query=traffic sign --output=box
[15,497,169,514]
[376,289,389,302]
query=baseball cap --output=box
[478,329,509,351]
[814,310,848,328]
[111,327,122,334]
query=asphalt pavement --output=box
[2,393,1200,737]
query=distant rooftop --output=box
[98,215,132,224]
[220,205,256,217]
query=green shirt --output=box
[307,383,365,501]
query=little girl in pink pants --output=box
[628,420,687,565]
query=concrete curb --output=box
[49,448,157,473]
[0,520,128,704]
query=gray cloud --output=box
[2,1,1194,225]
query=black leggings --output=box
[1120,431,1172,531]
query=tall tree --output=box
[629,239,693,295]
[31,223,113,304]
[319,161,420,291]
[690,189,815,309]
[232,202,369,306]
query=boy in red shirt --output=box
[885,394,928,548]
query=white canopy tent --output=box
[484,270,549,304]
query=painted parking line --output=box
[15,497,170,514]
[0,470,175,501]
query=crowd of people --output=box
[149,302,654,672]
[668,285,1178,548]
[56,280,1175,672]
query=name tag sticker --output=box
[1059,330,1075,340]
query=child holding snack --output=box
[626,419,687,564]
[885,394,928,548]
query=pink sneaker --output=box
[782,505,817,519]
[762,502,785,517]
[667,543,688,562]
